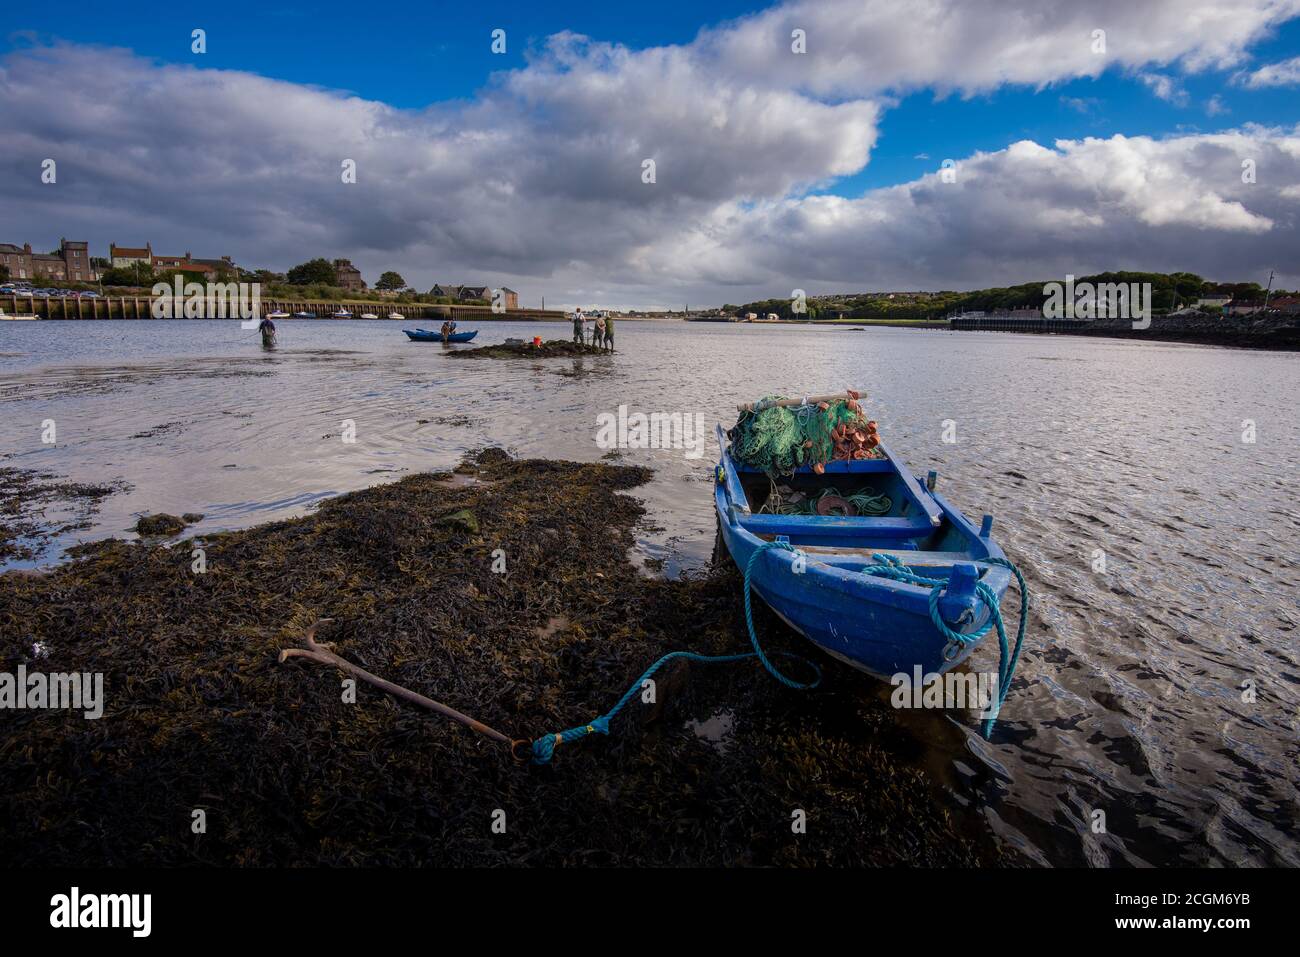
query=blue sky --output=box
[4,1,1300,307]
[3,2,756,103]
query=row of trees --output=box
[728,272,1290,321]
[97,257,412,291]
[283,259,404,291]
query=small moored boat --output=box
[387,312,404,320]
[0,310,40,321]
[403,328,478,343]
[266,310,290,319]
[360,312,379,319]
[714,393,1024,697]
[332,309,353,319]
[293,311,314,319]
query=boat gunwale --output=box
[713,430,1011,616]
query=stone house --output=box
[333,259,366,291]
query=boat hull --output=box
[714,428,1010,678]
[404,329,478,342]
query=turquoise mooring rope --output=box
[530,542,1028,762]
[530,540,820,764]
[862,553,1028,738]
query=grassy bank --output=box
[0,450,1000,866]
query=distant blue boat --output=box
[404,328,478,343]
[714,425,1012,678]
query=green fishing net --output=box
[729,397,867,477]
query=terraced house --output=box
[430,283,518,308]
[109,242,153,268]
[0,239,96,281]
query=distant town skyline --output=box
[3,0,1300,310]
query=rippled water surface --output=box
[1,319,1296,866]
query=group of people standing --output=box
[572,308,614,351]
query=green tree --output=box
[375,271,406,291]
[100,265,155,286]
[286,258,337,285]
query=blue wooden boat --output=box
[403,328,478,343]
[714,424,1013,679]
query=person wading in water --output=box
[572,308,585,344]
[602,313,614,352]
[592,314,605,348]
[258,315,276,347]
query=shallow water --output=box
[0,318,1296,866]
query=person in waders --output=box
[602,313,614,352]
[592,314,605,348]
[572,308,584,344]
[258,315,276,347]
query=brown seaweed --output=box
[0,449,1001,866]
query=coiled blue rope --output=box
[531,540,820,764]
[862,553,1028,738]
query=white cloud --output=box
[627,129,1298,293]
[1,0,1299,306]
[702,0,1300,96]
[1237,54,1300,87]
[1061,95,1101,114]
[1139,72,1189,105]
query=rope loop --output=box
[861,552,1029,739]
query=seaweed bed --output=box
[0,467,130,563]
[0,449,1002,866]
[448,339,608,359]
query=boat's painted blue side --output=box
[714,424,1010,678]
[403,329,478,342]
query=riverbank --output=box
[691,312,1300,350]
[0,449,1001,867]
[1075,312,1300,349]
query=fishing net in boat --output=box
[759,484,892,517]
[729,394,884,477]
